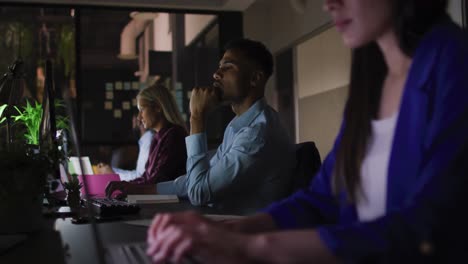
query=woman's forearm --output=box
[223,213,278,233]
[245,230,338,264]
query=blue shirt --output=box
[113,130,154,181]
[158,98,295,214]
[264,20,468,262]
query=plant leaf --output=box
[0,104,7,119]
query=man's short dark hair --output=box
[224,38,274,78]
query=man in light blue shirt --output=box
[157,39,294,214]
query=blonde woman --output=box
[105,83,187,198]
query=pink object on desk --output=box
[78,174,121,196]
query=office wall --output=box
[185,14,216,46]
[298,86,347,157]
[244,0,329,53]
[244,0,339,157]
[245,0,463,59]
[243,0,329,111]
[296,28,350,157]
[153,13,172,51]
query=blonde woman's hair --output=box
[137,83,187,131]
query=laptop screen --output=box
[63,96,107,264]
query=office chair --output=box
[291,141,322,193]
[110,145,139,170]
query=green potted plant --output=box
[12,99,69,145]
[0,99,69,233]
[0,112,51,233]
[63,173,82,212]
[12,100,42,145]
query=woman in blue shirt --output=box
[145,0,468,263]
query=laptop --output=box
[65,155,121,197]
[106,242,203,264]
[77,174,120,197]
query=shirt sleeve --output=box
[185,126,266,206]
[156,175,189,197]
[112,167,138,181]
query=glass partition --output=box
[0,4,241,165]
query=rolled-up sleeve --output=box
[156,175,189,197]
[185,127,265,206]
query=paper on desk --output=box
[127,194,179,204]
[68,156,94,176]
[124,214,245,227]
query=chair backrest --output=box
[111,145,139,170]
[291,141,322,192]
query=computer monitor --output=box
[63,89,106,264]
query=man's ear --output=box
[250,71,265,87]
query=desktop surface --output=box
[0,227,65,264]
[0,200,237,264]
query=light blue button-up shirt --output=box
[113,130,154,181]
[157,98,295,214]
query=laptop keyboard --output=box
[107,242,151,264]
[106,242,203,264]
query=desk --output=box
[54,200,234,264]
[0,200,234,264]
[0,228,65,264]
[55,218,146,264]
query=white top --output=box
[357,113,398,222]
[113,130,154,181]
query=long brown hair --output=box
[333,0,449,202]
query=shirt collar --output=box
[230,98,266,133]
[154,123,174,140]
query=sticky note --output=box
[122,101,130,110]
[104,101,113,110]
[124,82,131,90]
[105,82,113,91]
[132,82,139,90]
[114,109,122,118]
[115,81,123,90]
[105,91,113,100]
